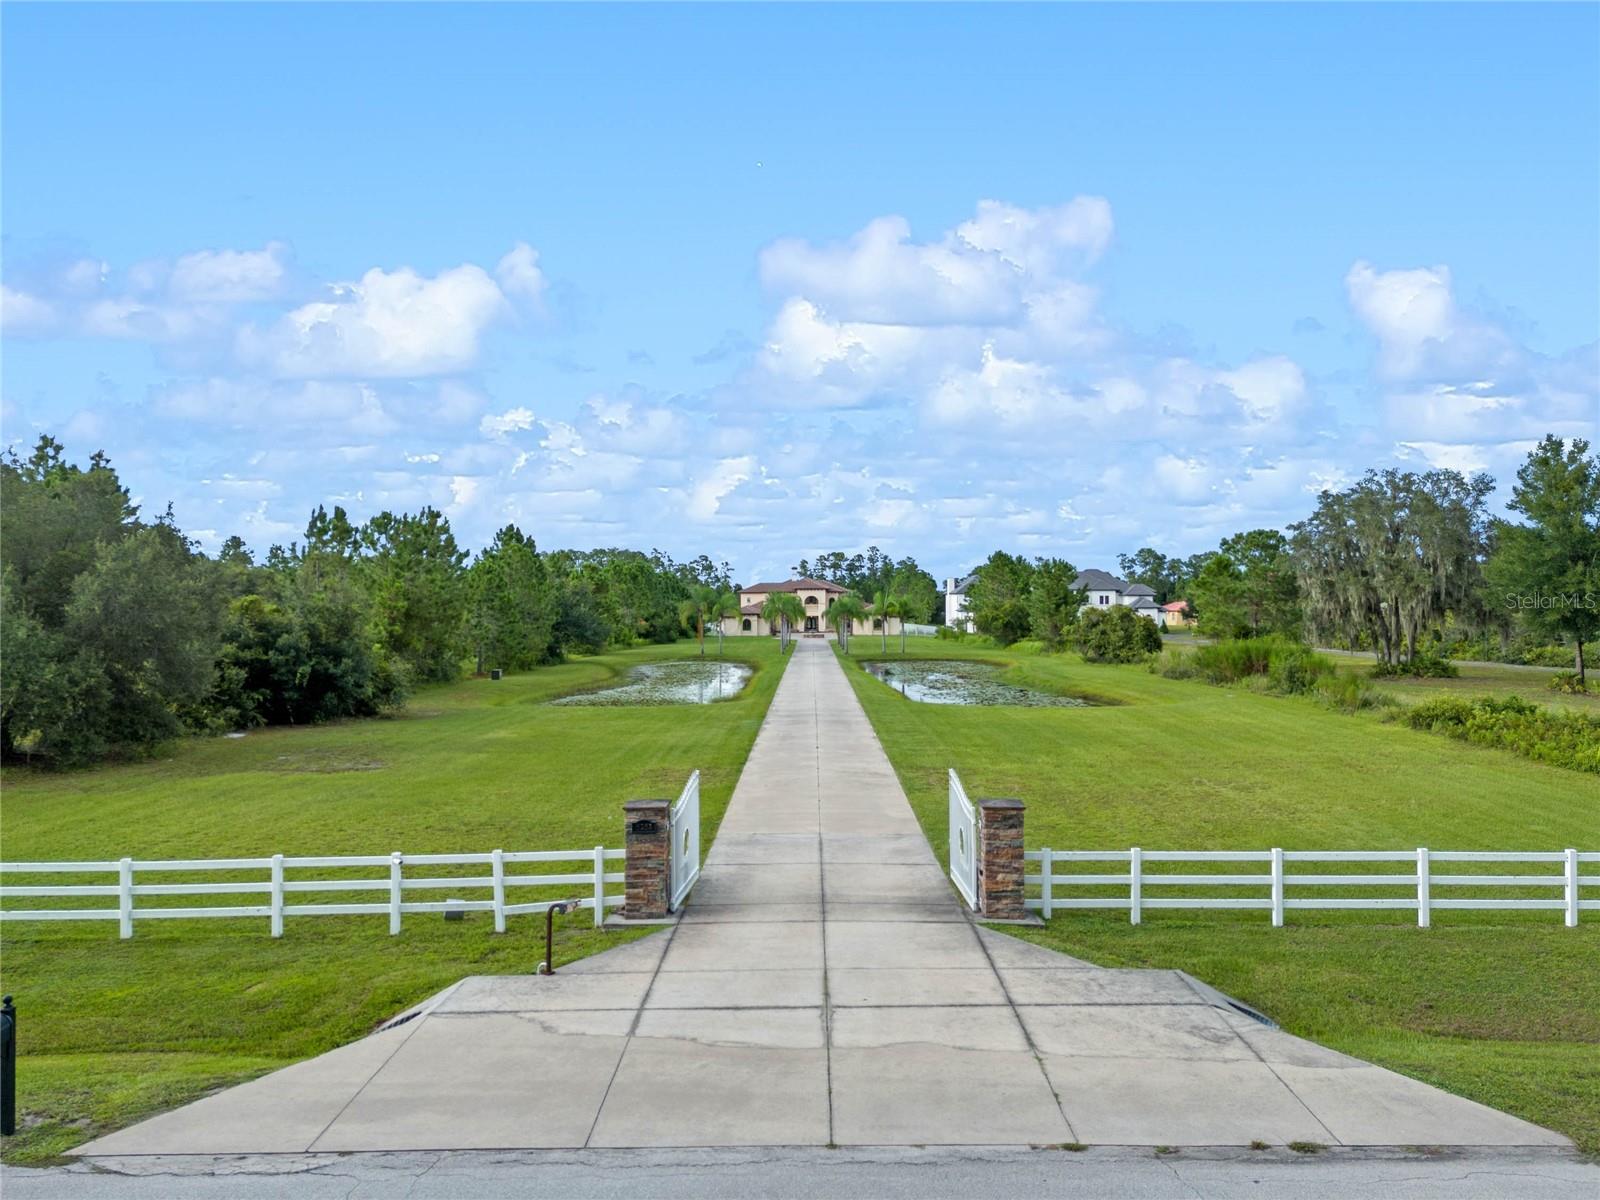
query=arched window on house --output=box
[804,595,818,605]
[742,618,752,631]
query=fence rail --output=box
[0,846,626,938]
[1026,847,1598,927]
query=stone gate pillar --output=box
[977,798,1027,919]
[622,798,671,919]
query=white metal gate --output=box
[948,768,977,909]
[669,769,701,910]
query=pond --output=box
[550,659,754,706]
[862,659,1095,707]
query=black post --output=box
[538,902,577,975]
[1,994,15,1137]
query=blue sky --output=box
[3,2,1596,583]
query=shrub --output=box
[1312,672,1397,713]
[933,626,998,648]
[1076,605,1163,663]
[1151,651,1200,680]
[1437,635,1577,667]
[1164,635,1335,695]
[1404,694,1531,727]
[1548,672,1589,695]
[1524,644,1580,668]
[1269,645,1336,693]
[1399,694,1600,773]
[1371,655,1458,679]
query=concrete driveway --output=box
[71,640,1569,1155]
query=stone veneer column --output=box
[977,798,1027,919]
[622,799,671,919]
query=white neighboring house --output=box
[948,567,1171,634]
[944,573,978,633]
[1073,569,1170,626]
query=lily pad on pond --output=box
[863,659,1096,707]
[550,660,754,706]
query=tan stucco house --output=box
[1160,599,1193,629]
[719,577,904,638]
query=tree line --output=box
[6,434,1592,765]
[0,438,733,767]
[958,437,1599,681]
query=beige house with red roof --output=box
[719,577,904,638]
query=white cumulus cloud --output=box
[1347,260,1596,455]
[1,284,56,335]
[687,455,756,520]
[1152,454,1228,505]
[479,406,537,439]
[929,344,1068,428]
[1214,357,1308,424]
[1345,260,1518,383]
[495,242,547,304]
[758,197,1111,327]
[955,197,1113,274]
[241,261,509,378]
[753,298,945,406]
[169,242,289,303]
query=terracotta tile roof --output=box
[741,577,849,594]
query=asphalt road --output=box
[7,1146,1600,1200]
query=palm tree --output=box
[678,584,719,656]
[760,592,783,651]
[761,591,804,652]
[779,592,804,650]
[828,593,866,651]
[711,591,740,656]
[870,589,892,653]
[891,592,912,653]
[782,592,806,651]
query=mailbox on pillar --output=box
[622,799,671,919]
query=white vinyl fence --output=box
[0,846,625,939]
[1028,847,1598,927]
[948,769,978,908]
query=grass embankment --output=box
[838,638,1600,1154]
[1165,633,1597,714]
[0,638,789,1164]
[1355,658,1600,715]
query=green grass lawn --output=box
[839,637,1600,1154]
[1164,633,1596,713]
[1350,658,1599,714]
[0,637,790,1164]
